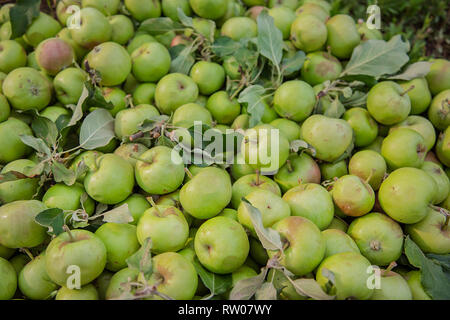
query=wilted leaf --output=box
[10,0,40,38]
[126,238,153,278]
[290,278,335,300]
[35,208,66,236]
[257,11,283,66]
[79,109,115,150]
[230,268,268,300]
[51,161,76,186]
[0,171,28,184]
[102,204,134,224]
[290,140,317,156]
[192,258,232,297]
[255,282,277,300]
[388,61,432,80]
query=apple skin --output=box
[35,38,74,76]
[70,8,112,49]
[108,15,134,45]
[269,118,301,143]
[82,0,120,16]
[249,237,268,266]
[69,150,103,183]
[421,161,449,204]
[428,89,450,131]
[114,143,149,167]
[41,106,71,123]
[267,6,296,40]
[0,118,32,165]
[146,252,198,300]
[319,160,348,181]
[274,153,321,193]
[367,81,411,125]
[389,115,436,152]
[301,115,353,162]
[436,128,450,167]
[406,208,450,254]
[94,270,113,300]
[327,216,348,232]
[131,42,170,83]
[348,212,404,266]
[316,252,373,300]
[0,244,14,260]
[137,205,189,254]
[135,146,185,195]
[105,267,139,299]
[124,0,161,21]
[357,21,383,40]
[9,254,30,275]
[0,159,39,204]
[269,216,325,276]
[195,216,249,274]
[53,67,87,105]
[273,80,315,122]
[155,73,199,115]
[238,189,291,235]
[231,174,281,209]
[426,59,450,95]
[127,34,157,54]
[296,2,329,21]
[162,0,192,21]
[399,78,432,115]
[18,253,58,300]
[326,14,360,59]
[405,270,431,300]
[331,175,375,217]
[370,271,412,300]
[0,257,16,300]
[206,91,241,125]
[56,27,89,61]
[378,167,437,224]
[115,194,151,226]
[0,40,27,73]
[180,167,232,219]
[173,103,213,128]
[3,67,52,111]
[114,104,160,140]
[322,229,360,258]
[282,183,334,230]
[45,229,107,287]
[349,150,387,191]
[42,183,95,216]
[56,284,99,300]
[190,0,227,20]
[343,107,378,147]
[24,13,62,48]
[95,223,140,272]
[291,14,327,52]
[190,61,225,96]
[0,200,47,249]
[132,83,156,105]
[301,51,342,86]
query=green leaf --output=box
[35,208,66,236]
[9,0,40,39]
[238,85,267,128]
[341,90,368,108]
[83,82,114,110]
[255,282,277,300]
[341,35,409,79]
[51,161,76,186]
[281,51,306,76]
[19,135,52,157]
[289,278,335,300]
[241,198,283,251]
[404,236,450,300]
[102,204,134,224]
[67,85,89,127]
[192,258,232,297]
[169,45,195,75]
[138,17,183,35]
[256,11,283,66]
[32,115,58,147]
[229,267,268,300]
[211,37,243,58]
[177,8,193,27]
[79,109,115,150]
[426,254,450,271]
[387,61,432,80]
[126,238,153,278]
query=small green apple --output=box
[273,80,315,122]
[35,38,74,76]
[421,161,449,204]
[348,150,387,191]
[0,40,27,73]
[0,159,39,204]
[131,42,170,83]
[322,229,360,258]
[426,59,450,95]
[319,160,348,181]
[82,0,120,16]
[114,104,160,140]
[331,175,375,217]
[343,107,378,147]
[56,284,99,300]
[436,127,450,167]
[206,91,241,125]
[105,267,138,299]
[301,51,342,86]
[70,8,112,49]
[231,173,281,209]
[389,115,436,151]
[370,271,412,300]
[399,78,432,115]
[162,0,192,21]
[24,13,61,48]
[291,14,327,52]
[190,61,225,96]
[325,14,360,59]
[190,0,227,20]
[405,270,431,300]
[0,257,17,300]
[53,67,87,105]
[428,89,450,131]
[124,0,161,21]
[42,183,95,216]
[155,73,199,115]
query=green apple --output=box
[195,216,249,274]
[56,284,99,300]
[238,189,291,234]
[0,40,27,73]
[0,93,9,123]
[0,257,17,300]
[273,80,315,122]
[114,104,160,140]
[348,212,404,266]
[406,208,449,254]
[230,152,255,180]
[343,108,378,148]
[131,42,170,83]
[135,146,185,195]
[291,14,327,52]
[399,78,432,115]
[45,229,107,286]
[9,254,30,275]
[428,89,450,131]
[370,271,412,300]
[296,3,329,22]
[190,61,225,96]
[322,229,360,258]
[269,216,325,276]
[53,67,87,105]
[181,167,232,219]
[389,115,436,151]
[70,8,112,49]
[381,128,427,169]
[35,38,74,76]
[426,59,450,95]
[405,270,431,300]
[269,118,301,142]
[268,6,296,40]
[173,103,213,128]
[42,183,95,216]
[18,253,58,300]
[301,115,353,162]
[69,150,103,183]
[0,159,39,204]
[124,0,161,21]
[146,252,197,300]
[231,173,281,209]
[326,14,360,59]
[327,216,348,232]
[268,0,299,10]
[85,42,131,86]
[108,14,134,45]
[162,0,192,21]
[274,153,321,193]
[82,0,120,15]
[190,0,227,20]
[0,200,47,248]
[84,154,134,204]
[97,87,126,116]
[319,160,348,181]
[132,83,156,106]
[0,244,14,259]
[357,20,383,40]
[206,91,241,125]
[105,267,138,299]
[332,175,375,217]
[94,270,113,300]
[3,67,52,111]
[155,73,199,115]
[360,136,384,154]
[137,205,189,253]
[221,16,257,41]
[316,252,372,300]
[24,13,61,47]
[436,127,450,167]
[301,51,342,86]
[115,194,151,226]
[379,167,437,224]
[95,222,140,271]
[56,27,89,61]
[114,143,149,167]
[282,183,334,230]
[421,161,449,204]
[348,150,387,191]
[127,34,157,54]
[367,81,411,125]
[41,105,71,122]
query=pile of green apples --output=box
[0,0,449,301]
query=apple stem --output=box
[400,85,415,96]
[63,225,75,242]
[255,169,260,186]
[19,248,34,261]
[184,167,193,179]
[147,197,162,216]
[286,160,293,173]
[383,261,397,276]
[130,131,145,142]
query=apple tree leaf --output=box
[9,0,41,39]
[126,237,153,278]
[289,278,335,300]
[241,198,283,251]
[281,51,306,76]
[404,236,450,300]
[35,208,66,236]
[211,36,243,57]
[169,45,195,75]
[102,204,134,224]
[238,85,267,128]
[177,8,193,27]
[255,282,277,300]
[426,254,450,271]
[257,10,283,67]
[341,35,409,79]
[0,171,29,184]
[82,82,114,111]
[192,258,232,297]
[229,267,268,300]
[387,61,432,80]
[138,17,183,35]
[79,109,115,150]
[31,115,58,147]
[19,135,52,157]
[51,161,76,186]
